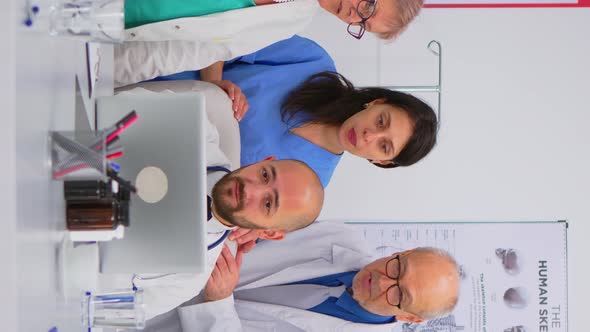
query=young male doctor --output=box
[98,84,324,321]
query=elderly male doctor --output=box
[99,82,324,320]
[136,221,460,331]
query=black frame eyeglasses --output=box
[347,0,378,40]
[385,255,403,309]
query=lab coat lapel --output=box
[331,243,372,271]
[238,244,369,291]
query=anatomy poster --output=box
[346,221,568,332]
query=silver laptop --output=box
[96,92,207,274]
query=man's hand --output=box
[229,227,259,254]
[204,244,243,302]
[210,80,249,121]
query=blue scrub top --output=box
[155,35,342,187]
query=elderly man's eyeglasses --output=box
[385,255,404,309]
[347,0,378,40]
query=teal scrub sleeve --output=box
[125,0,256,29]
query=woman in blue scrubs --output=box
[155,35,438,187]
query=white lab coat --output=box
[97,85,240,321]
[138,221,400,331]
[115,0,319,87]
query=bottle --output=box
[65,179,131,231]
[64,180,112,201]
[66,199,119,230]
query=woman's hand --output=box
[210,80,249,121]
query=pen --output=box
[53,161,123,184]
[106,135,120,147]
[106,111,138,144]
[53,163,88,178]
[108,162,121,173]
[107,151,124,160]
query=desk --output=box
[4,11,114,331]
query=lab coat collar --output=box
[208,215,236,234]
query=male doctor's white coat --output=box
[136,221,400,332]
[98,81,241,321]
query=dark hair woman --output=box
[226,37,438,187]
[282,71,438,170]
[153,35,438,187]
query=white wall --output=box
[0,0,18,330]
[301,8,590,330]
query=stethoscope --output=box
[205,166,232,251]
[132,166,232,290]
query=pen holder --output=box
[50,130,108,180]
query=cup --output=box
[49,0,124,43]
[81,289,146,329]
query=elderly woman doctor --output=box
[116,0,426,111]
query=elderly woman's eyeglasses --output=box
[385,255,404,309]
[347,0,378,40]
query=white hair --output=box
[411,247,460,320]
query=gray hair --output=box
[377,0,424,40]
[411,247,460,320]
